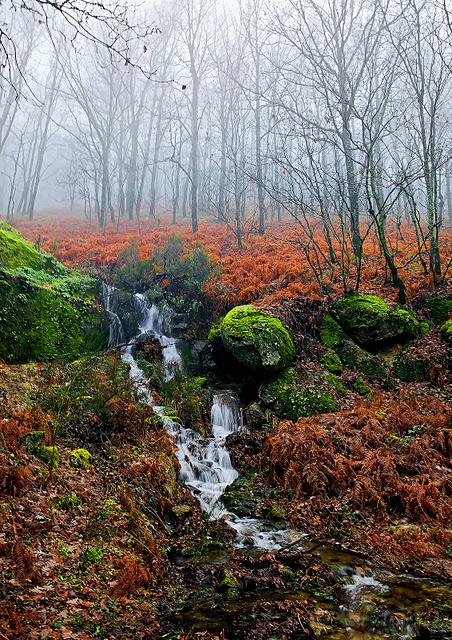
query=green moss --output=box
[319,315,389,381]
[69,448,92,469]
[325,373,347,396]
[331,294,419,345]
[440,319,452,343]
[259,368,336,420]
[393,353,429,382]
[267,503,286,521]
[58,491,82,510]
[207,323,221,342]
[424,296,452,324]
[419,321,430,335]
[0,225,107,363]
[219,569,242,590]
[36,445,60,468]
[0,221,64,274]
[319,314,349,349]
[217,305,296,372]
[321,349,343,374]
[352,375,372,397]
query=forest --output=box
[0,0,451,639]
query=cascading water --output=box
[102,283,125,349]
[108,291,310,543]
[103,288,448,638]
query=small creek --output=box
[105,288,450,639]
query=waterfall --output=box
[101,288,438,636]
[103,289,298,547]
[102,283,125,349]
[164,393,241,517]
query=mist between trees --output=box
[0,0,451,299]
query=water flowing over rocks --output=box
[102,288,452,639]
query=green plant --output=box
[81,545,105,567]
[58,492,82,510]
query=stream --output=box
[105,288,451,639]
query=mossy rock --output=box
[324,373,347,396]
[352,375,372,397]
[393,353,429,382]
[219,569,243,591]
[321,349,343,374]
[0,224,107,363]
[266,503,286,521]
[440,319,452,344]
[320,315,389,381]
[222,472,261,517]
[259,368,336,420]
[69,448,92,469]
[36,445,60,468]
[331,293,419,347]
[424,295,452,324]
[215,305,295,373]
[0,221,64,274]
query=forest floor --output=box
[1,214,451,638]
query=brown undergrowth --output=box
[0,356,209,639]
[267,389,452,576]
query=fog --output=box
[0,0,451,263]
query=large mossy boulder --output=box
[0,222,107,363]
[212,305,295,373]
[320,314,388,381]
[259,367,336,420]
[331,293,419,347]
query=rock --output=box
[69,448,92,469]
[172,504,191,517]
[331,293,419,347]
[424,295,452,324]
[320,315,390,381]
[171,313,189,335]
[134,332,163,362]
[0,222,107,363]
[36,445,60,468]
[214,304,296,373]
[321,349,343,374]
[222,473,261,517]
[259,368,336,420]
[244,402,268,430]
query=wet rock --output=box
[171,313,189,335]
[244,402,268,430]
[418,617,452,639]
[134,332,163,362]
[211,304,296,373]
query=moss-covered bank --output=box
[0,222,107,362]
